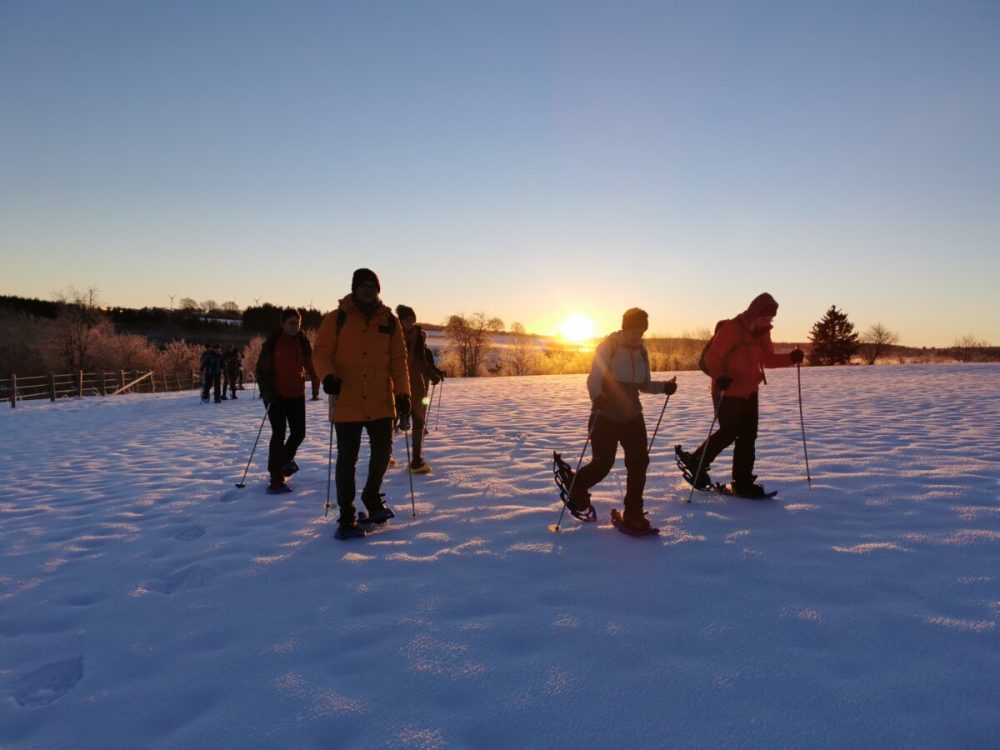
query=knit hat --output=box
[351,268,381,293]
[621,307,649,331]
[745,293,778,318]
[395,304,416,321]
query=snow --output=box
[2,364,999,748]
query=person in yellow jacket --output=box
[313,268,411,535]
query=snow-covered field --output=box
[2,364,999,749]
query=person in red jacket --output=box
[255,308,319,494]
[677,293,804,498]
[395,304,444,474]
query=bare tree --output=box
[178,297,199,311]
[221,301,241,314]
[444,312,504,377]
[201,300,218,314]
[953,334,987,363]
[50,287,110,371]
[504,322,541,375]
[858,323,900,365]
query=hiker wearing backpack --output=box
[396,304,444,474]
[313,268,411,536]
[676,292,804,498]
[567,308,678,533]
[256,308,320,494]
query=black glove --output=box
[662,380,677,396]
[395,393,411,419]
[322,375,342,395]
[715,375,733,392]
[592,394,607,410]
[435,367,446,381]
[789,349,804,365]
[429,370,442,386]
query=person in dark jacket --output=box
[568,308,677,533]
[222,347,240,400]
[312,268,411,535]
[200,345,223,403]
[255,308,319,494]
[676,292,804,498]
[396,304,444,474]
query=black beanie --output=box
[396,304,416,320]
[351,268,381,293]
[621,307,649,331]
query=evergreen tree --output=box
[808,305,859,365]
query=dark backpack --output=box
[698,319,729,375]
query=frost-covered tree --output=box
[808,306,858,366]
[444,313,504,377]
[858,323,900,365]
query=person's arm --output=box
[762,334,796,368]
[586,339,612,404]
[312,313,340,382]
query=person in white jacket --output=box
[569,308,677,532]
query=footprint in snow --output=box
[147,565,210,595]
[174,524,205,541]
[6,656,84,707]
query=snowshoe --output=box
[361,505,395,525]
[282,460,300,478]
[675,445,711,489]
[409,460,433,475]
[728,480,777,500]
[610,508,660,537]
[335,521,366,540]
[266,482,292,495]
[552,451,597,522]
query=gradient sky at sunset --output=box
[2,1,998,347]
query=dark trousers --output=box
[267,396,306,483]
[335,417,393,518]
[202,371,221,401]
[694,392,759,485]
[223,369,237,397]
[572,413,649,516]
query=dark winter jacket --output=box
[404,325,441,405]
[256,331,318,400]
[200,349,223,376]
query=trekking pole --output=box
[550,410,601,533]
[424,383,436,436]
[324,414,335,516]
[647,377,676,452]
[434,378,443,431]
[401,414,417,518]
[686,389,725,504]
[235,401,271,488]
[797,363,812,488]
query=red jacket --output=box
[705,315,794,398]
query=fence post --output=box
[9,374,15,408]
[78,370,84,397]
[49,372,56,401]
[100,372,107,396]
[150,370,156,393]
[118,370,125,392]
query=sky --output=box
[1,0,998,347]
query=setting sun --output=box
[559,313,596,343]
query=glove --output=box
[395,393,411,419]
[789,349,804,365]
[322,375,342,395]
[715,375,733,392]
[429,369,442,385]
[592,394,607,410]
[662,380,677,396]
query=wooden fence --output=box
[0,370,206,408]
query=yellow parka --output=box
[313,295,410,423]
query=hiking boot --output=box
[282,460,300,478]
[221,395,228,400]
[335,516,365,539]
[621,510,652,533]
[266,481,292,495]
[362,492,391,518]
[677,447,711,489]
[568,491,592,514]
[731,480,767,498]
[365,505,396,525]
[409,459,432,475]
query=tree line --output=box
[0,293,995,379]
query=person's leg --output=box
[334,422,364,521]
[361,417,394,511]
[569,413,619,504]
[282,397,307,467]
[732,393,760,486]
[410,399,426,466]
[266,398,289,486]
[201,372,210,400]
[213,372,222,401]
[694,393,741,467]
[620,415,650,519]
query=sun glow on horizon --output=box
[559,313,596,344]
